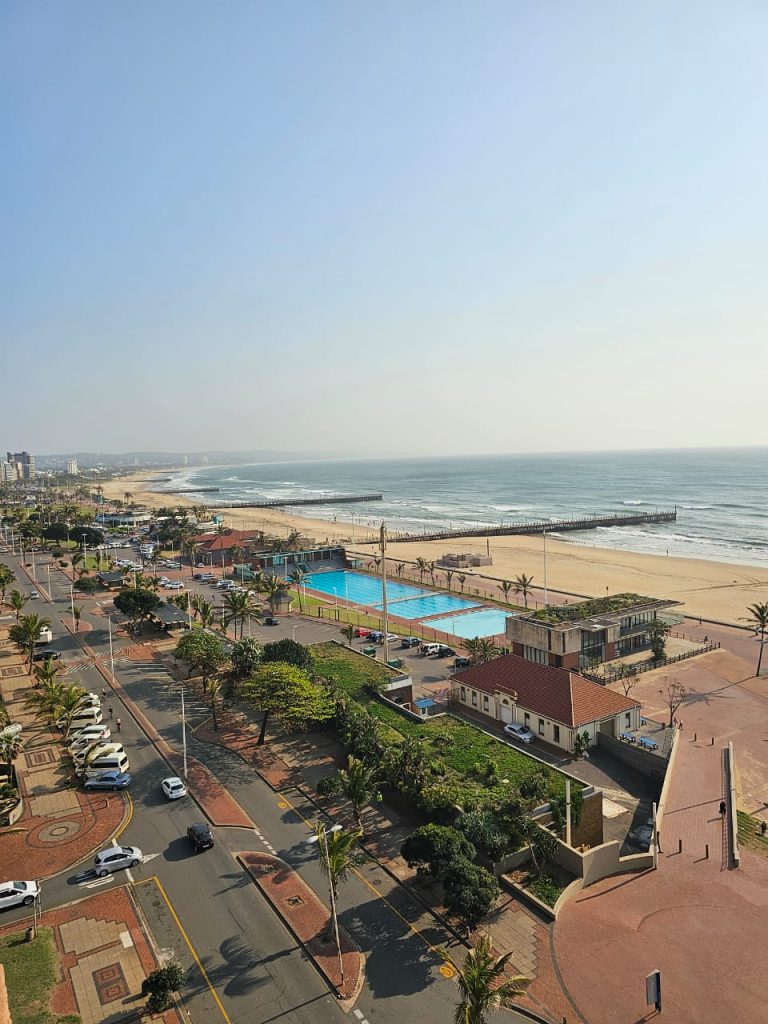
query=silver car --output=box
[94,845,143,876]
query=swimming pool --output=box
[304,570,425,606]
[428,608,512,639]
[378,593,479,619]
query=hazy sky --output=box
[2,2,767,456]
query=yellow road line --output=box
[135,875,232,1024]
[114,792,133,840]
[274,794,443,956]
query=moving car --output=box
[83,771,132,791]
[503,722,536,744]
[36,627,53,644]
[94,845,143,876]
[32,649,60,662]
[29,590,39,599]
[0,880,40,910]
[187,822,214,852]
[216,580,235,589]
[434,645,456,657]
[161,777,187,800]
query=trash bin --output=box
[362,646,376,658]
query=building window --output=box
[471,690,478,706]
[524,712,530,727]
[460,687,466,702]
[482,694,489,712]
[625,712,631,727]
[538,718,545,735]
[522,645,548,665]
[553,725,560,744]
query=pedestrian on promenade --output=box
[108,706,114,719]
[116,718,122,732]
[678,720,683,731]
[101,688,107,699]
[719,800,727,817]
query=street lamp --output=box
[306,824,344,987]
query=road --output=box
[1,544,525,1024]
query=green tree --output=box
[521,821,559,877]
[340,624,355,647]
[442,859,499,932]
[231,637,261,679]
[401,824,476,878]
[174,629,227,691]
[336,754,380,833]
[261,638,314,673]
[512,573,534,609]
[742,602,768,676]
[415,557,429,582]
[53,684,91,733]
[113,588,160,631]
[462,637,500,666]
[314,822,364,940]
[289,567,307,612]
[222,589,258,639]
[32,656,61,689]
[438,935,530,1024]
[181,537,199,577]
[8,589,29,621]
[498,580,513,605]
[72,605,83,632]
[208,678,222,730]
[647,618,670,661]
[9,613,52,671]
[455,812,510,862]
[0,564,16,604]
[0,732,24,775]
[239,663,333,746]
[24,681,66,721]
[260,574,286,615]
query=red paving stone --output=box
[195,712,299,790]
[239,851,363,1001]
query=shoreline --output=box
[99,470,768,624]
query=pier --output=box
[162,487,220,493]
[209,493,384,509]
[387,509,677,543]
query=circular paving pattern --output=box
[38,820,82,843]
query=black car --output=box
[454,656,472,669]
[32,649,60,662]
[187,822,214,852]
[264,616,279,626]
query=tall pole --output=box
[181,687,188,778]
[108,614,115,685]
[380,523,390,664]
[70,585,75,627]
[46,564,52,602]
[565,779,572,847]
[543,530,549,606]
[31,545,37,581]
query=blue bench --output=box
[621,732,636,743]
[638,737,658,751]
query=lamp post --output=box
[70,585,75,628]
[543,530,548,606]
[380,523,390,664]
[107,614,115,685]
[307,824,344,988]
[181,687,188,778]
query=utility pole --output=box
[565,779,572,847]
[543,530,549,606]
[380,522,390,664]
[181,687,188,778]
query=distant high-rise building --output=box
[0,461,14,483]
[201,454,208,464]
[182,454,189,465]
[67,457,79,476]
[6,451,35,480]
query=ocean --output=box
[156,448,768,568]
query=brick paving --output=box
[239,851,364,1001]
[0,885,179,1024]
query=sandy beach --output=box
[100,471,768,624]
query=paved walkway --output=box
[0,884,179,1024]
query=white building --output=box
[66,457,79,476]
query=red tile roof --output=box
[195,529,259,553]
[453,654,640,728]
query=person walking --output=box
[108,706,114,719]
[719,800,727,818]
[116,718,122,732]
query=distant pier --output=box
[388,509,677,543]
[163,487,220,493]
[209,493,384,509]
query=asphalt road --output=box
[1,545,527,1024]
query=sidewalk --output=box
[0,884,180,1024]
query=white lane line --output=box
[80,876,114,889]
[353,1010,364,1021]
[126,869,134,883]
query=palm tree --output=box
[24,682,66,722]
[72,605,83,632]
[457,574,467,594]
[8,589,29,621]
[394,562,405,578]
[438,936,530,1024]
[260,575,286,616]
[33,657,61,689]
[0,733,23,776]
[70,551,84,579]
[222,590,255,639]
[445,569,454,592]
[463,637,500,666]
[289,568,307,612]
[10,613,52,672]
[742,602,768,676]
[314,822,363,940]
[498,581,513,605]
[286,529,302,551]
[340,624,355,647]
[415,557,429,583]
[54,685,90,733]
[208,679,222,730]
[181,538,199,577]
[512,573,534,609]
[337,755,379,833]
[197,598,217,629]
[0,565,16,604]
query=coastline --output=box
[100,470,768,624]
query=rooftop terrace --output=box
[528,593,675,626]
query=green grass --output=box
[0,927,77,1024]
[737,810,768,857]
[311,641,572,804]
[525,872,564,907]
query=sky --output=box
[2,1,767,457]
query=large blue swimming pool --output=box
[304,570,506,636]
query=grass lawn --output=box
[311,641,571,804]
[0,926,78,1024]
[737,810,768,857]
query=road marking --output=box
[353,1010,364,1020]
[126,869,134,883]
[114,792,133,839]
[134,876,232,1024]
[79,876,114,889]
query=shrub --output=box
[400,824,475,877]
[442,858,499,930]
[455,811,510,862]
[526,872,562,907]
[261,639,314,673]
[74,577,99,593]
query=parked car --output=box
[376,633,398,644]
[434,645,456,657]
[454,656,472,669]
[368,631,383,642]
[84,771,132,791]
[187,822,214,852]
[421,643,442,656]
[0,723,22,740]
[264,616,279,626]
[0,880,40,910]
[32,649,60,662]
[166,582,184,590]
[161,777,187,800]
[94,845,143,876]
[164,561,182,569]
[401,637,421,648]
[354,627,372,638]
[29,590,39,600]
[503,722,536,744]
[216,580,235,590]
[70,724,111,744]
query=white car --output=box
[94,845,143,876]
[29,590,40,600]
[0,880,40,910]
[69,724,111,745]
[166,581,184,590]
[161,777,187,800]
[503,722,536,744]
[216,580,235,589]
[0,723,22,740]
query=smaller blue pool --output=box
[429,608,512,639]
[377,593,479,619]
